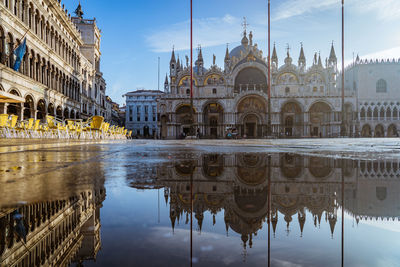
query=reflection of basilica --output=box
[130,154,400,250]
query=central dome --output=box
[229,44,247,59]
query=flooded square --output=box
[1,139,400,266]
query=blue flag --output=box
[13,38,26,71]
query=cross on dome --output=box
[242,17,249,35]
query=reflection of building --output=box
[129,153,400,250]
[159,25,355,139]
[124,90,165,137]
[0,186,105,266]
[0,1,110,121]
[0,141,107,266]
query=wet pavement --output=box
[1,139,400,266]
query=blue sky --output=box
[63,0,400,105]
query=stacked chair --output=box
[0,114,131,140]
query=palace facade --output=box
[0,0,112,122]
[158,28,400,139]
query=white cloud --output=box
[360,46,400,62]
[273,0,400,21]
[146,14,273,53]
[273,0,338,21]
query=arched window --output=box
[285,87,290,94]
[186,89,190,95]
[376,79,387,93]
[360,107,366,119]
[212,88,217,94]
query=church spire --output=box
[298,43,306,68]
[272,43,278,65]
[170,47,176,64]
[318,52,322,67]
[329,42,337,63]
[225,44,230,60]
[197,45,203,62]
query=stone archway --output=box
[309,102,332,137]
[387,124,398,137]
[243,114,260,138]
[160,115,168,139]
[281,102,303,137]
[237,95,266,138]
[63,108,69,120]
[7,89,22,116]
[56,106,62,120]
[375,124,384,137]
[203,103,224,138]
[36,99,46,120]
[234,67,267,94]
[23,95,34,119]
[361,124,372,137]
[175,105,197,136]
[47,103,55,116]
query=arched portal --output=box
[361,124,372,137]
[234,67,267,94]
[387,124,398,137]
[281,102,303,137]
[37,99,46,120]
[23,95,34,119]
[309,102,332,137]
[160,115,168,139]
[203,103,224,138]
[237,96,266,138]
[56,106,62,119]
[47,103,55,116]
[7,90,21,116]
[374,124,384,137]
[143,125,150,137]
[175,105,196,136]
[70,110,75,119]
[63,108,69,119]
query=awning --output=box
[0,91,25,103]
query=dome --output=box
[194,65,207,75]
[229,45,247,59]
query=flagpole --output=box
[267,0,271,137]
[341,0,345,137]
[190,0,194,136]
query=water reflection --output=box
[2,147,400,266]
[0,144,107,267]
[129,153,400,265]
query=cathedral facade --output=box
[158,29,356,139]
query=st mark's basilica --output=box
[158,26,400,139]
